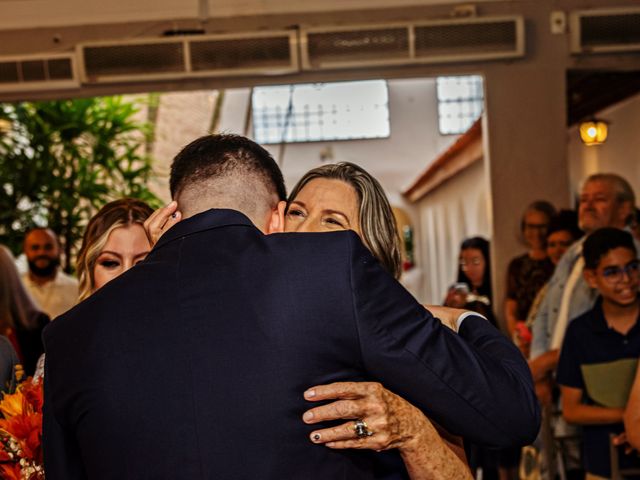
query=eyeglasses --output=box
[460,258,483,268]
[601,260,640,284]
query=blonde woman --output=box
[34,199,153,380]
[76,198,154,301]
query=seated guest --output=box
[0,245,48,376]
[21,228,78,319]
[505,201,556,340]
[557,228,640,479]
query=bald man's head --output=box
[24,228,61,279]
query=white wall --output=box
[414,158,491,304]
[568,92,640,201]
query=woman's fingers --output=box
[144,201,181,246]
[303,399,363,424]
[309,420,394,451]
[304,381,382,402]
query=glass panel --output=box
[436,75,484,135]
[252,80,390,144]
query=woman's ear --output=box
[266,201,287,234]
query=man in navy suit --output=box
[43,134,539,479]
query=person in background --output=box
[557,228,640,479]
[32,198,154,383]
[76,198,154,301]
[21,228,78,319]
[444,236,497,327]
[505,201,556,341]
[530,174,636,395]
[522,210,583,363]
[0,245,48,375]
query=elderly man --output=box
[22,228,78,319]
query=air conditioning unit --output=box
[570,7,640,54]
[0,53,79,93]
[77,30,299,84]
[300,15,524,70]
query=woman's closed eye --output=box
[98,259,120,269]
[323,216,346,228]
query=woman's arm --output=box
[505,298,520,338]
[624,364,640,449]
[561,385,624,425]
[303,382,471,480]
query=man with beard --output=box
[22,228,78,319]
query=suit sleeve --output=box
[347,234,540,447]
[42,329,88,480]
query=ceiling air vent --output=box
[0,54,78,93]
[189,31,298,76]
[414,16,523,62]
[301,25,410,70]
[300,16,524,71]
[78,31,298,84]
[570,8,640,54]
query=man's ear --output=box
[618,201,634,228]
[266,201,287,234]
[583,268,598,289]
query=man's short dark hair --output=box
[170,134,286,201]
[583,227,637,270]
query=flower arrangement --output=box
[0,373,44,480]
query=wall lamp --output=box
[579,119,609,146]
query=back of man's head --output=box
[170,134,287,226]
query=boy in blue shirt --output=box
[557,227,640,479]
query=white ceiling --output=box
[0,0,511,30]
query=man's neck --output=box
[602,296,640,335]
[28,269,57,286]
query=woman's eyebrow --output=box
[98,250,123,258]
[290,200,306,208]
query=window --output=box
[436,75,484,135]
[252,80,390,144]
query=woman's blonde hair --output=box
[287,162,402,279]
[0,245,41,331]
[77,198,153,301]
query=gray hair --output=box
[287,162,402,279]
[584,173,635,205]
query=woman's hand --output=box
[303,381,433,452]
[143,201,182,247]
[303,382,472,480]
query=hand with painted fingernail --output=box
[302,382,472,479]
[143,201,182,247]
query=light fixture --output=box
[579,119,609,146]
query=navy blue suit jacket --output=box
[43,209,539,479]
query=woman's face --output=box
[546,230,574,265]
[93,224,151,292]
[285,178,361,235]
[522,209,550,250]
[460,248,486,288]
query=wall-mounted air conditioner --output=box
[77,30,299,84]
[0,53,78,93]
[300,15,524,71]
[570,7,640,54]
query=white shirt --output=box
[22,269,79,320]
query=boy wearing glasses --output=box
[557,227,640,479]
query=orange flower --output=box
[0,464,21,480]
[0,391,23,418]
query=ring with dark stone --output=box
[353,419,374,439]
